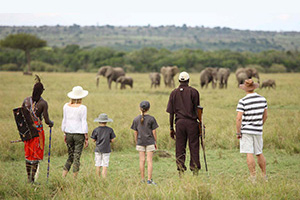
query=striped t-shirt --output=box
[236,93,267,135]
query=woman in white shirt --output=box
[62,86,89,178]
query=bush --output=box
[0,63,21,71]
[245,64,265,73]
[268,64,287,73]
[27,61,59,72]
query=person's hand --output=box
[236,133,242,139]
[84,139,89,148]
[64,134,67,144]
[170,129,176,140]
[49,121,54,127]
[155,143,158,150]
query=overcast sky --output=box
[1,0,299,31]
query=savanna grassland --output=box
[0,72,300,199]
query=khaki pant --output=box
[64,133,85,173]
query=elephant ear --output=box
[160,66,166,74]
[105,66,114,77]
[171,66,179,76]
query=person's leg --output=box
[31,162,39,183]
[146,151,154,181]
[175,120,188,172]
[101,153,110,178]
[246,153,256,177]
[73,134,85,178]
[254,135,266,178]
[257,154,266,177]
[139,151,146,180]
[25,161,32,183]
[187,121,200,172]
[102,167,108,178]
[63,134,75,177]
[96,167,101,177]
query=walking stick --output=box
[197,106,208,172]
[47,127,52,183]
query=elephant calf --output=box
[261,79,276,89]
[149,72,161,88]
[116,76,133,89]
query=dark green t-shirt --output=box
[91,126,116,153]
[131,115,159,146]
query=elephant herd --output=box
[95,66,275,90]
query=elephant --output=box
[149,72,161,88]
[236,72,248,86]
[160,66,179,88]
[116,76,133,89]
[261,79,276,89]
[200,67,219,89]
[96,66,125,89]
[217,68,231,89]
[235,67,260,87]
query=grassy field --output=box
[0,72,300,199]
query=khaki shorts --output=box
[136,144,155,152]
[95,152,110,167]
[240,134,263,155]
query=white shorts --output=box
[95,152,111,167]
[240,134,263,155]
[136,144,155,152]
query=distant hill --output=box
[1,25,300,52]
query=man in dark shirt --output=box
[166,72,200,175]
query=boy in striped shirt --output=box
[236,79,268,182]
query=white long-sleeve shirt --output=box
[61,103,88,134]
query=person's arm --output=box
[134,131,138,144]
[169,114,176,140]
[236,111,243,139]
[110,138,115,143]
[152,129,158,149]
[84,133,89,148]
[262,109,268,124]
[42,101,54,127]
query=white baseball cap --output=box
[178,72,190,81]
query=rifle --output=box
[197,106,208,172]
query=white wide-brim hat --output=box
[94,113,113,123]
[67,86,89,99]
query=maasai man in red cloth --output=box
[22,75,54,183]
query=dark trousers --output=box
[175,119,201,171]
[64,133,85,173]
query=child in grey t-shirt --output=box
[131,101,159,185]
[91,113,116,178]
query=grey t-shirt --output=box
[91,126,116,153]
[131,115,159,146]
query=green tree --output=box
[0,33,47,73]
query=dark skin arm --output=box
[169,113,176,140]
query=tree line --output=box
[0,34,299,73]
[1,25,300,52]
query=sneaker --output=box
[147,179,157,186]
[140,179,146,184]
[248,176,256,184]
[263,175,268,182]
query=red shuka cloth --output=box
[24,120,45,161]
